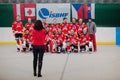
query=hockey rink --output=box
[0,45,120,80]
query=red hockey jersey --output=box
[50,24,59,34]
[79,33,90,45]
[25,23,34,30]
[60,23,70,35]
[12,21,23,34]
[68,34,78,45]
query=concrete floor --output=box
[0,45,120,80]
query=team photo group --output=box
[12,15,97,54]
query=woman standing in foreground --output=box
[32,20,46,77]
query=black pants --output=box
[15,33,22,39]
[80,45,86,52]
[33,45,44,74]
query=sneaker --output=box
[38,74,42,77]
[30,48,32,51]
[34,73,37,76]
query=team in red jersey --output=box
[12,15,24,52]
[12,16,34,52]
[12,16,93,53]
[42,18,92,53]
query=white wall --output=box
[0,27,116,42]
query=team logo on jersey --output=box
[38,8,68,19]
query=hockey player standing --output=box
[60,17,70,35]
[50,18,59,36]
[12,15,24,52]
[69,18,77,33]
[25,18,34,31]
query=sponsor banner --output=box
[36,3,70,23]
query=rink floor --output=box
[0,45,120,80]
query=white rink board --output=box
[0,27,116,42]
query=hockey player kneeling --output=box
[21,29,32,53]
[68,30,78,53]
[81,28,93,53]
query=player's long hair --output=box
[34,20,44,31]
